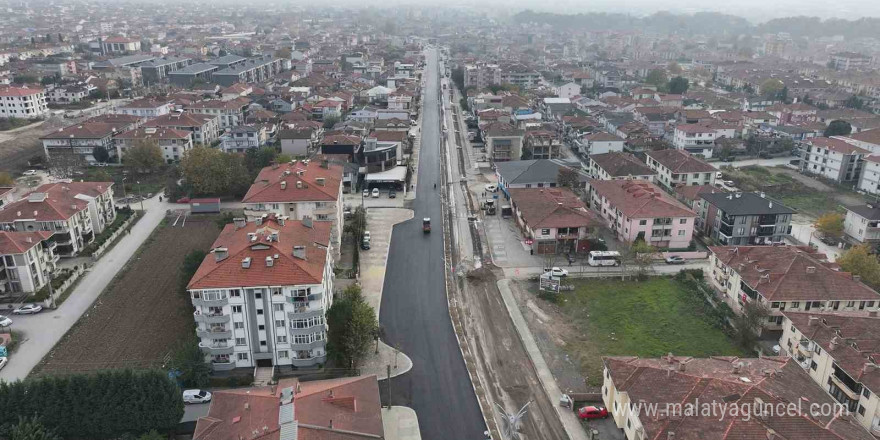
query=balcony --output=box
[287,307,324,320]
[796,341,814,358]
[290,339,326,351]
[193,311,230,324]
[829,372,861,400]
[289,323,325,336]
[199,341,234,355]
[192,297,229,307]
[211,360,236,372]
[865,226,880,241]
[197,328,232,339]
[290,354,326,367]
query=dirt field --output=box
[34,216,220,375]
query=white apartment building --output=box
[464,64,501,90]
[844,204,880,244]
[779,312,880,434]
[645,149,717,190]
[672,124,716,158]
[583,132,625,155]
[242,160,345,254]
[186,98,249,128]
[219,125,270,153]
[801,137,867,183]
[115,98,173,119]
[0,182,116,258]
[0,231,59,295]
[708,245,880,330]
[858,156,880,195]
[0,85,48,118]
[186,216,334,371]
[588,152,656,182]
[114,127,193,163]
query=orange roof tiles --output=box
[590,179,697,219]
[0,182,112,223]
[243,161,343,204]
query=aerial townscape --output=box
[3,1,880,440]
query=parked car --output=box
[665,256,686,265]
[577,405,609,420]
[545,267,568,278]
[12,304,42,315]
[22,170,37,176]
[0,357,7,371]
[389,190,397,198]
[362,188,370,198]
[361,239,371,250]
[371,188,380,198]
[0,315,11,327]
[819,236,838,246]
[485,184,498,193]
[176,197,191,204]
[183,389,212,404]
[363,231,371,242]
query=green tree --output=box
[137,431,166,440]
[838,245,880,290]
[180,147,251,196]
[244,146,278,174]
[322,116,339,129]
[824,119,852,137]
[92,145,110,163]
[556,166,581,190]
[732,300,770,349]
[0,172,14,186]
[760,79,784,99]
[275,48,292,59]
[667,62,683,75]
[124,140,165,174]
[845,95,865,110]
[814,213,844,239]
[9,416,61,440]
[645,69,667,88]
[668,76,689,94]
[326,285,378,369]
[624,240,656,279]
[169,337,210,388]
[276,153,293,163]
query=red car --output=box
[176,197,191,204]
[577,405,609,420]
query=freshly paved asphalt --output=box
[378,49,486,440]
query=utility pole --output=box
[386,364,392,408]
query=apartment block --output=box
[186,216,334,371]
[801,137,867,183]
[588,152,655,182]
[524,129,561,160]
[844,204,880,245]
[672,123,716,158]
[114,127,193,163]
[0,231,59,295]
[699,192,794,245]
[645,149,717,190]
[0,85,48,118]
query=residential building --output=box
[186,216,334,370]
[707,245,880,328]
[143,112,221,146]
[41,121,120,163]
[645,149,717,190]
[211,56,284,87]
[699,192,794,245]
[362,133,402,174]
[588,152,655,182]
[0,187,13,210]
[554,82,580,99]
[192,376,383,440]
[583,132,625,155]
[508,188,599,254]
[672,124,717,158]
[99,36,141,54]
[309,100,343,121]
[185,98,249,128]
[841,130,880,154]
[484,123,525,162]
[219,125,270,153]
[779,312,880,433]
[115,98,173,119]
[500,65,541,89]
[114,127,193,163]
[320,134,362,161]
[844,204,880,245]
[830,52,873,71]
[858,156,880,195]
[242,160,344,252]
[588,180,696,248]
[279,128,318,156]
[801,137,867,183]
[0,231,58,295]
[374,117,410,132]
[602,355,874,440]
[0,85,48,118]
[495,159,589,197]
[139,56,193,85]
[0,182,116,258]
[524,130,561,160]
[167,63,219,88]
[46,85,94,104]
[464,64,501,89]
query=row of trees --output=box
[645,69,689,94]
[0,370,183,439]
[326,285,379,370]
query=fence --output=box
[90,213,139,259]
[44,265,86,308]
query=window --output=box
[260,341,267,346]
[230,289,241,298]
[791,302,799,309]
[858,405,865,416]
[237,353,248,361]
[232,305,243,314]
[258,325,265,331]
[678,230,685,236]
[863,388,871,399]
[679,218,686,224]
[275,319,285,328]
[255,292,262,299]
[233,322,244,329]
[257,309,264,315]
[810,361,817,371]
[541,229,550,235]
[273,304,284,312]
[277,335,288,343]
[278,350,289,359]
[235,337,246,346]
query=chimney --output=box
[667,432,675,440]
[296,181,303,189]
[233,217,246,229]
[245,402,250,410]
[214,247,229,262]
[678,362,686,372]
[302,216,313,228]
[278,216,286,226]
[769,202,773,209]
[281,181,287,190]
[25,236,32,243]
[854,275,861,282]
[808,316,819,326]
[241,257,251,268]
[766,428,777,440]
[806,266,816,274]
[266,256,274,267]
[829,336,840,351]
[293,245,306,260]
[329,420,333,429]
[316,177,325,186]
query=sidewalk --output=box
[0,194,170,381]
[360,339,413,379]
[359,208,414,316]
[496,279,589,440]
[382,406,422,440]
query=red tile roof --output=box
[0,182,112,223]
[243,161,343,205]
[40,122,119,140]
[710,245,880,302]
[144,112,217,129]
[0,85,43,97]
[589,179,696,219]
[676,123,716,134]
[646,149,717,173]
[188,217,330,289]
[806,137,868,155]
[846,129,880,146]
[0,230,52,255]
[508,188,598,229]
[584,132,624,142]
[115,127,191,140]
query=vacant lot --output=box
[519,277,747,387]
[34,217,219,375]
[722,166,863,217]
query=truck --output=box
[501,205,513,218]
[484,199,496,215]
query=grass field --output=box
[720,166,852,217]
[556,277,748,385]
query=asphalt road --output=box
[378,49,486,440]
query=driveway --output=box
[0,194,170,381]
[722,156,797,169]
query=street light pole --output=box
[137,181,144,211]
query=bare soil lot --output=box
[34,217,219,375]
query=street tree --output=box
[169,337,211,388]
[244,146,278,174]
[838,245,880,291]
[556,167,581,190]
[732,300,770,349]
[9,416,61,440]
[624,240,656,279]
[814,213,844,239]
[327,284,379,369]
[668,76,689,94]
[824,120,852,137]
[180,147,251,196]
[645,69,667,88]
[124,140,165,174]
[667,62,683,75]
[92,145,110,163]
[760,79,784,100]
